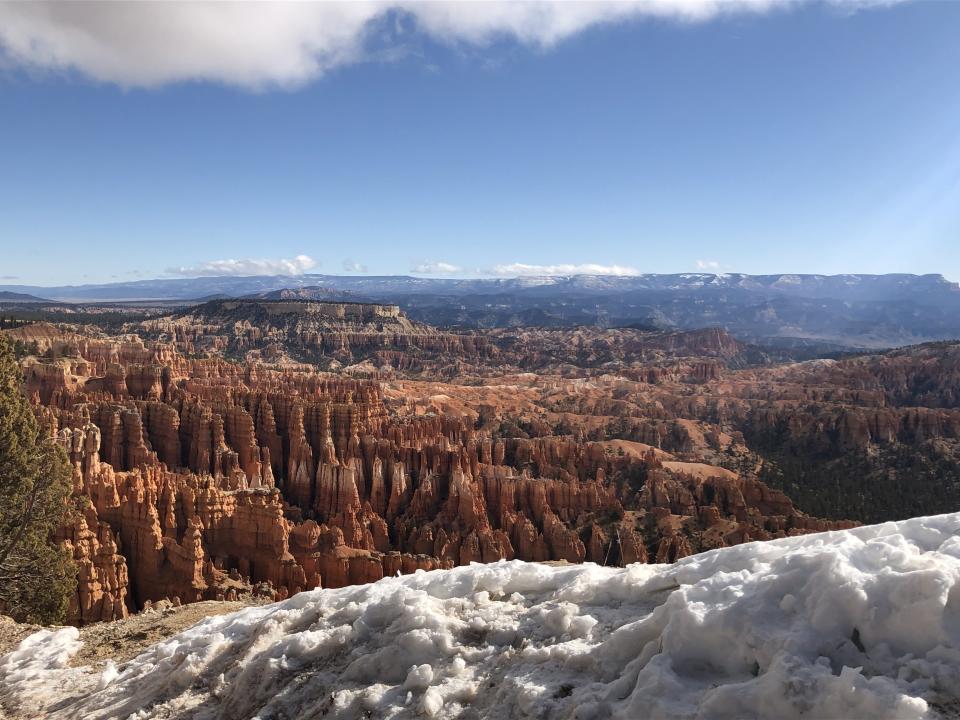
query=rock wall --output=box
[13,326,859,625]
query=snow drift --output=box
[3,513,960,719]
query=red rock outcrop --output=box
[6,319,864,626]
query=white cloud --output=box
[0,2,902,89]
[490,263,640,277]
[168,254,318,277]
[695,259,722,271]
[342,259,368,273]
[411,261,462,275]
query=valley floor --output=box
[3,514,960,719]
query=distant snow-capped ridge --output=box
[2,272,957,303]
[3,513,960,719]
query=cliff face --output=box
[10,322,856,625]
[22,313,959,626]
[133,299,496,373]
[130,302,749,379]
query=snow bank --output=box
[3,513,960,719]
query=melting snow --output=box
[3,514,960,719]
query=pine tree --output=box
[0,334,74,623]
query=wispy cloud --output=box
[695,259,722,271]
[411,261,462,275]
[167,254,318,277]
[0,2,902,89]
[0,275,19,280]
[490,263,640,277]
[342,259,368,273]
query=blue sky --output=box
[1,1,959,286]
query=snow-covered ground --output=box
[3,513,960,719]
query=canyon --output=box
[4,300,960,626]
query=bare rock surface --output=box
[9,306,959,627]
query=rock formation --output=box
[3,312,876,625]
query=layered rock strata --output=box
[6,323,864,625]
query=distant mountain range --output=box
[244,286,359,302]
[3,273,959,348]
[3,271,957,302]
[0,290,51,303]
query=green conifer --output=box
[0,335,74,623]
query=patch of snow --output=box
[0,627,94,717]
[773,274,803,285]
[511,276,562,287]
[800,358,839,369]
[3,514,960,719]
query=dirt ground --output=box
[1,599,265,720]
[2,598,264,668]
[68,599,263,668]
